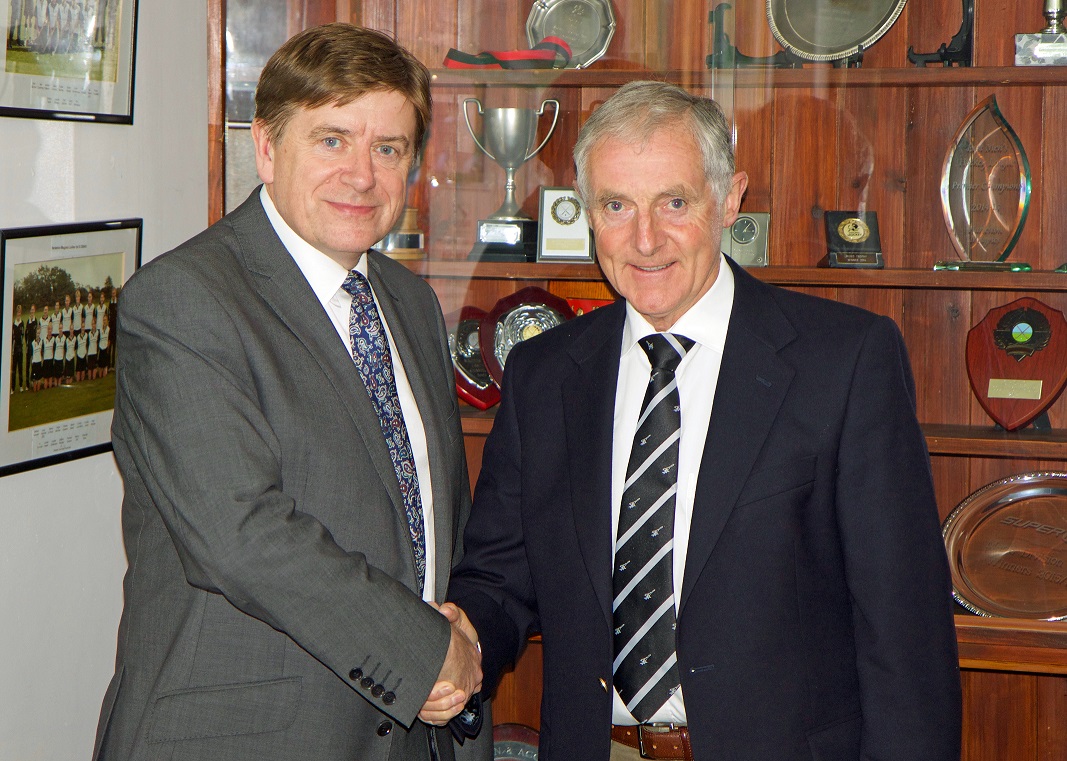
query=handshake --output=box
[419,602,482,726]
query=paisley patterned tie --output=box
[341,270,426,592]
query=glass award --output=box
[936,95,1032,271]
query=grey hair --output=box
[573,81,734,205]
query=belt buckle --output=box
[637,723,678,760]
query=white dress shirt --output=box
[611,255,735,724]
[259,187,437,602]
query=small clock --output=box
[720,212,769,267]
[730,215,759,245]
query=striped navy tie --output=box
[612,332,694,721]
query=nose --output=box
[339,149,376,192]
[634,208,660,256]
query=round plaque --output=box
[837,217,870,244]
[493,723,539,759]
[526,0,616,68]
[943,471,1067,620]
[480,286,576,387]
[551,195,581,225]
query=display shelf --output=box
[955,617,1067,674]
[925,424,1067,459]
[406,261,1067,292]
[430,66,1067,90]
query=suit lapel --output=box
[367,253,457,601]
[229,196,409,543]
[679,261,796,614]
[562,302,626,627]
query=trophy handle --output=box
[525,100,560,163]
[462,98,497,162]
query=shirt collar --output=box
[622,253,735,357]
[259,186,367,306]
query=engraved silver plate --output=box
[943,471,1067,620]
[526,0,616,68]
[494,304,566,371]
[767,0,907,62]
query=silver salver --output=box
[767,0,907,62]
[493,304,567,371]
[526,0,616,68]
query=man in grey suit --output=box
[94,24,486,761]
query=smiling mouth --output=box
[634,263,671,272]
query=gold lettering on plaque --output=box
[987,378,1043,399]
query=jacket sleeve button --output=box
[361,677,375,690]
[372,684,385,698]
[377,720,393,736]
[382,691,396,705]
[349,668,363,681]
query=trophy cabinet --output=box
[210,0,1067,757]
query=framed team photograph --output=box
[1,0,139,122]
[1,218,141,476]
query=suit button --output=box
[377,720,392,736]
[383,691,396,705]
[361,677,374,690]
[349,668,363,681]
[372,684,385,698]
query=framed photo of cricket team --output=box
[0,218,140,476]
[1,0,139,122]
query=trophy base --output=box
[375,229,425,260]
[934,260,1033,272]
[1015,33,1067,66]
[468,219,539,262]
[826,251,884,269]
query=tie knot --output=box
[341,270,372,301]
[640,333,694,373]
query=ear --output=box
[721,171,749,228]
[250,119,275,186]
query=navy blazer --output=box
[449,258,961,761]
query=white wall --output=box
[0,3,207,759]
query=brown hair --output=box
[254,23,432,158]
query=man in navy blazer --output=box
[447,82,962,760]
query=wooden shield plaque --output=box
[480,286,576,387]
[447,306,500,410]
[966,297,1067,430]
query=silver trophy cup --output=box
[464,98,559,221]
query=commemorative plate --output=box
[526,0,616,68]
[767,0,907,62]
[943,472,1067,620]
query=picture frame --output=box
[1,0,139,123]
[1,218,141,476]
[537,186,595,263]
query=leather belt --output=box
[611,724,692,760]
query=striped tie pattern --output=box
[342,270,426,592]
[612,333,694,721]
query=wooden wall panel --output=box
[1040,87,1067,273]
[961,670,1038,760]
[771,90,841,266]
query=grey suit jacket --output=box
[94,191,489,761]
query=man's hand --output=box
[419,603,482,725]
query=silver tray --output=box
[942,471,1067,620]
[767,0,907,62]
[526,0,616,68]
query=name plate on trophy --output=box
[943,472,1067,620]
[937,95,1032,271]
[447,306,501,410]
[480,286,576,386]
[966,298,1067,430]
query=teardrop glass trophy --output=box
[935,95,1032,272]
